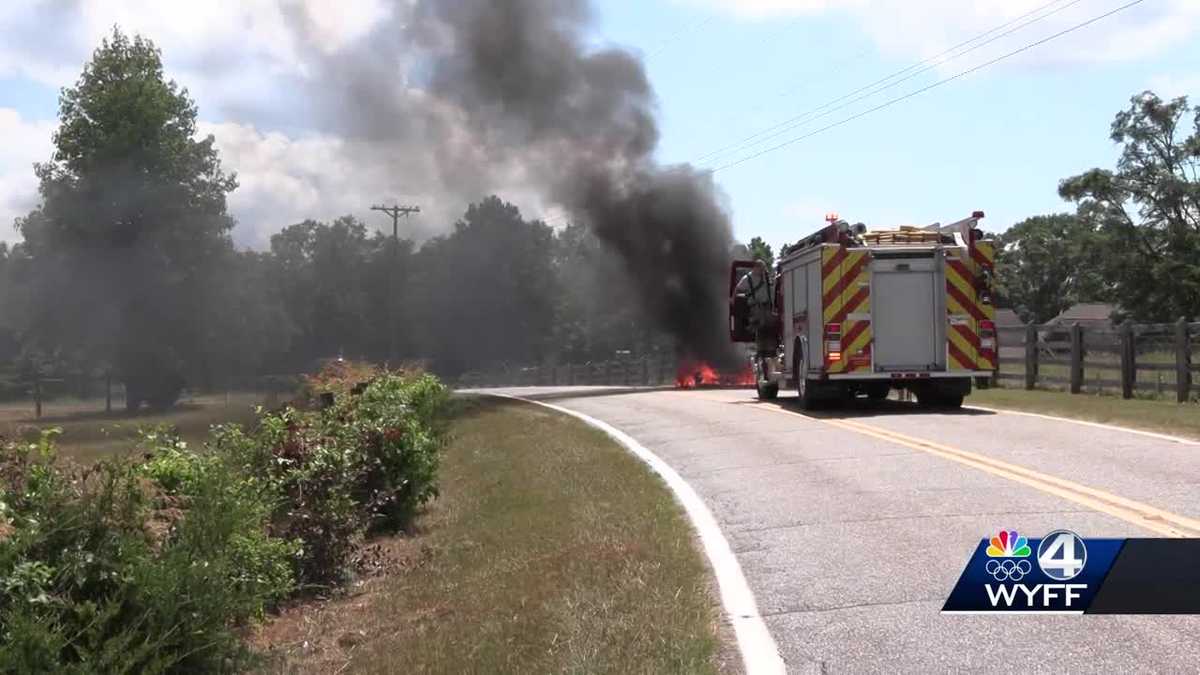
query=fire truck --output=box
[729,211,997,409]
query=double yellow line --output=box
[752,400,1200,538]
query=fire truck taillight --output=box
[977,266,994,306]
[824,323,842,363]
[979,320,997,357]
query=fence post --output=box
[1024,323,1037,390]
[105,372,113,414]
[1069,323,1083,394]
[1177,317,1192,403]
[34,375,42,419]
[1120,320,1136,400]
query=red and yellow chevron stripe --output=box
[822,247,872,374]
[945,243,996,371]
[973,240,997,370]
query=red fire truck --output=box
[730,212,997,409]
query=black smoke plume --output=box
[284,0,737,364]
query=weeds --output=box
[0,369,448,673]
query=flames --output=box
[675,360,756,389]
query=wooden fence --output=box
[456,353,682,389]
[996,319,1198,402]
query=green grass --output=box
[968,387,1200,440]
[0,393,267,461]
[257,396,724,674]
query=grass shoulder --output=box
[968,387,1200,440]
[0,393,265,462]
[258,395,726,674]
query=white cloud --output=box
[0,1,391,90]
[1148,73,1200,100]
[0,109,55,243]
[686,0,1200,66]
[202,121,554,248]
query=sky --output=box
[1,0,1198,251]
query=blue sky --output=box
[1,0,1198,249]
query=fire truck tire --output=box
[916,388,964,409]
[939,393,965,409]
[794,346,818,410]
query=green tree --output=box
[0,244,19,364]
[747,236,774,267]
[267,215,392,366]
[16,29,237,407]
[1059,91,1200,321]
[552,222,663,363]
[404,197,557,374]
[995,214,1107,323]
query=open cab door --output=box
[729,260,756,343]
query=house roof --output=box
[1048,303,1115,324]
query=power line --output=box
[646,14,718,58]
[708,0,1148,174]
[694,0,1088,166]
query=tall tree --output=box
[16,28,237,407]
[747,236,774,268]
[404,197,557,374]
[1059,91,1200,321]
[995,214,1107,323]
[267,215,390,366]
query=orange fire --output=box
[675,360,756,388]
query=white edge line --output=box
[965,405,1200,446]
[485,393,787,675]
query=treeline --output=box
[0,29,674,396]
[995,91,1200,324]
[0,194,672,385]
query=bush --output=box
[0,429,296,673]
[0,369,448,672]
[217,372,449,586]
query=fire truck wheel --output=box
[939,393,965,409]
[794,351,818,409]
[916,387,964,409]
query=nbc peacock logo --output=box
[984,529,1032,582]
[987,530,1032,558]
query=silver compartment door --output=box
[871,258,941,371]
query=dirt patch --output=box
[250,531,436,672]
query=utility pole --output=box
[371,203,421,365]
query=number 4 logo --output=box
[1037,530,1087,581]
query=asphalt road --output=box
[473,386,1200,673]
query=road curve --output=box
[469,386,1200,673]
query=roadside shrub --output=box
[215,408,362,589]
[0,429,296,673]
[0,367,448,672]
[343,373,448,531]
[216,372,450,587]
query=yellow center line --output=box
[677,391,1200,538]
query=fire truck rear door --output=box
[871,255,943,371]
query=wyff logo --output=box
[942,529,1114,614]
